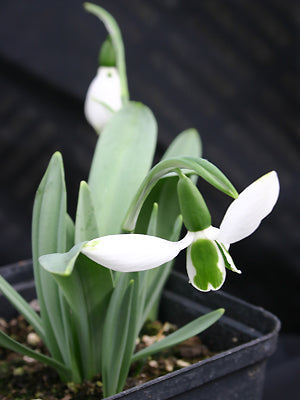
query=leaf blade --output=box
[88,102,157,236]
[161,128,202,160]
[131,308,224,363]
[31,152,69,365]
[101,275,135,397]
[0,329,70,380]
[75,181,99,244]
[0,275,45,341]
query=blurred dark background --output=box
[0,1,299,398]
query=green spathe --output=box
[84,2,129,102]
[99,36,116,67]
[177,173,211,231]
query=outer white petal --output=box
[218,171,280,244]
[81,232,194,272]
[84,67,122,132]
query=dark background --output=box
[0,1,299,398]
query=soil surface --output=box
[0,315,213,399]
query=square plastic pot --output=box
[0,260,280,400]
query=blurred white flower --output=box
[84,67,122,132]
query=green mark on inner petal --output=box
[190,239,224,291]
[84,238,101,250]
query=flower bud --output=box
[84,66,122,133]
[177,174,211,232]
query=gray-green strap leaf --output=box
[0,329,71,380]
[75,181,99,244]
[66,213,75,250]
[39,242,86,276]
[142,215,182,323]
[31,151,68,364]
[131,308,224,363]
[0,275,45,341]
[88,102,157,236]
[161,128,202,161]
[101,276,135,397]
[40,244,114,379]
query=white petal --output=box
[218,171,280,244]
[81,232,193,272]
[84,67,122,132]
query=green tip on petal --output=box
[99,36,116,67]
[218,171,280,244]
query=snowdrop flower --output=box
[81,232,194,272]
[82,171,279,292]
[84,66,122,132]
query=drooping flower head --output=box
[81,171,280,292]
[84,36,122,133]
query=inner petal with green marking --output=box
[187,239,225,291]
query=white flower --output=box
[82,171,280,291]
[84,66,122,132]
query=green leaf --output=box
[88,102,157,236]
[31,153,84,382]
[131,309,224,363]
[40,176,114,379]
[84,2,129,102]
[31,152,69,364]
[66,213,75,250]
[55,257,114,380]
[0,328,71,380]
[146,202,158,236]
[133,204,159,325]
[142,215,183,323]
[0,275,45,341]
[75,181,99,244]
[161,128,202,161]
[40,244,114,379]
[101,275,135,397]
[123,156,238,232]
[39,242,85,276]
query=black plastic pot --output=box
[0,260,280,400]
